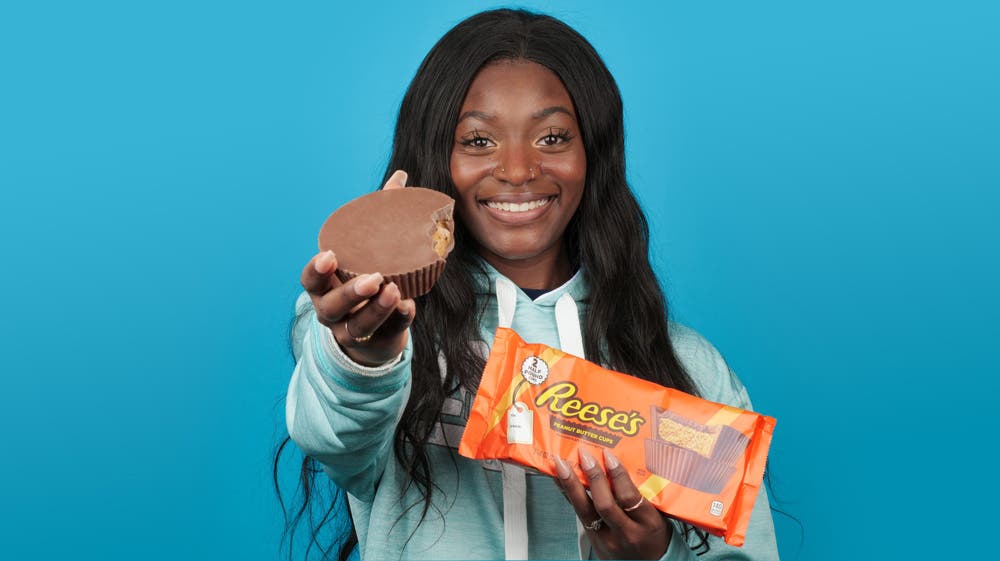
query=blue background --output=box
[2,1,997,560]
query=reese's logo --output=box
[533,382,646,446]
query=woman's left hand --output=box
[554,448,672,560]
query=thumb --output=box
[383,169,408,190]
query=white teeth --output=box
[484,197,551,213]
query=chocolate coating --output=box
[318,187,455,299]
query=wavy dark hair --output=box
[276,8,710,558]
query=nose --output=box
[493,143,537,185]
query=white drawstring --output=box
[495,277,529,560]
[501,462,529,560]
[554,293,584,357]
[497,277,518,333]
[554,293,593,561]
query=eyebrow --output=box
[531,106,574,119]
[457,110,495,123]
[456,105,575,124]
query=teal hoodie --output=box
[286,263,779,560]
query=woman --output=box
[284,8,778,560]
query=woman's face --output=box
[449,59,586,284]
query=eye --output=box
[538,127,574,147]
[458,129,496,149]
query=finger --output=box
[301,251,342,296]
[382,169,407,190]
[355,298,416,333]
[337,282,407,345]
[313,272,384,326]
[552,456,602,530]
[381,298,416,333]
[603,449,659,525]
[579,448,635,531]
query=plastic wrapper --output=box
[458,328,776,546]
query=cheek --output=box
[541,150,587,187]
[449,153,494,192]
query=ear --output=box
[383,169,408,190]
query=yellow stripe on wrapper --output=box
[485,347,565,433]
[638,474,671,500]
[537,347,563,372]
[707,405,743,427]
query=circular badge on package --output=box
[520,355,549,385]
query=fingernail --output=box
[315,251,336,273]
[603,449,620,470]
[377,283,399,307]
[397,300,413,317]
[578,448,596,470]
[385,169,407,189]
[354,273,383,296]
[554,456,572,480]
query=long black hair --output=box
[276,8,709,558]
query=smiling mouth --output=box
[482,196,555,213]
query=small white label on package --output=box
[520,355,549,385]
[507,402,533,444]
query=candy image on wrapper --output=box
[644,409,750,494]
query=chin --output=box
[485,241,556,262]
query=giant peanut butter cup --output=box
[318,187,455,299]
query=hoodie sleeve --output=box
[664,323,781,561]
[285,292,412,502]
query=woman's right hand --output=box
[299,171,416,367]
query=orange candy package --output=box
[458,328,776,547]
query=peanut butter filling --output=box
[432,220,453,258]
